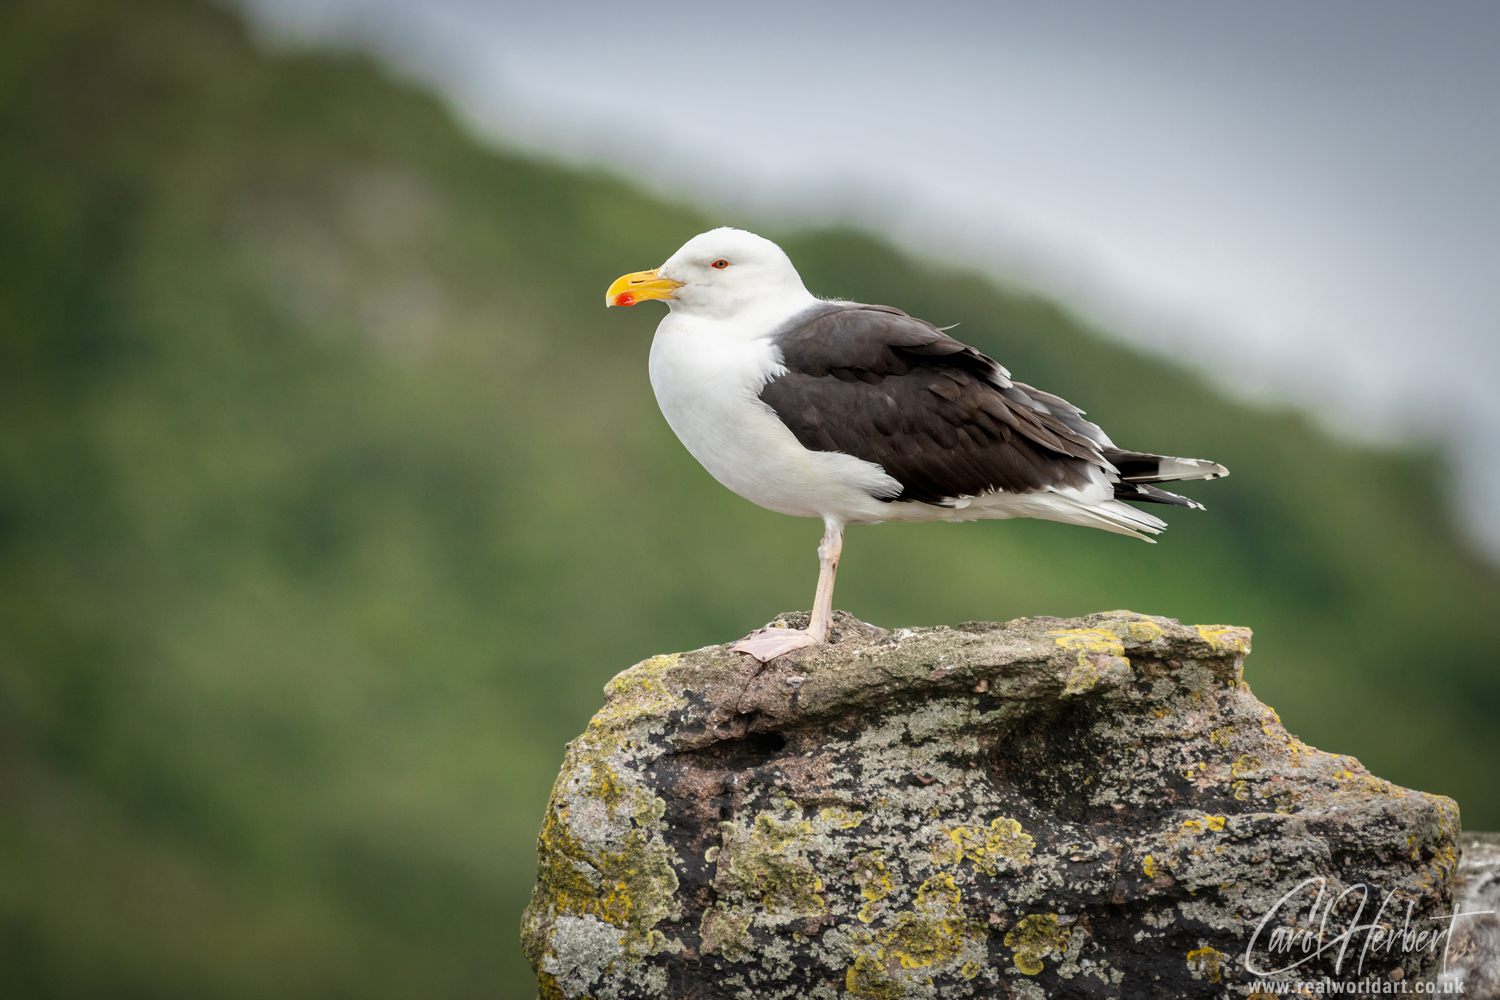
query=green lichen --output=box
[1004,914,1073,976]
[945,816,1035,874]
[715,807,825,917]
[633,793,666,828]
[699,905,753,960]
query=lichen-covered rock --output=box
[1441,833,1500,999]
[522,611,1460,999]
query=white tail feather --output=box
[970,489,1166,542]
[1118,456,1229,483]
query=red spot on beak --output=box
[614,292,636,307]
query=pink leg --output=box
[807,521,843,642]
[731,520,844,662]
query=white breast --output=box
[647,310,901,524]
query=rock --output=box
[1441,833,1500,999]
[522,611,1461,999]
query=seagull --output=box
[607,228,1227,662]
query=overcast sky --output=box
[238,0,1500,558]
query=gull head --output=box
[606,227,814,320]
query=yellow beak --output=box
[606,269,683,308]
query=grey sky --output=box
[238,0,1500,557]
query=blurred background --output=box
[1,1,1496,997]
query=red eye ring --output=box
[711,259,729,269]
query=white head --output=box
[606,227,815,320]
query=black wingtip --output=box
[1116,482,1207,509]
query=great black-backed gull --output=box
[607,228,1227,661]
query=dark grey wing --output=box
[760,304,1114,505]
[773,302,1015,388]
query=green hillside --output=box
[1,0,1495,996]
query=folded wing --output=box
[760,303,1226,508]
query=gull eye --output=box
[711,259,729,269]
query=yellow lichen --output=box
[1121,619,1165,643]
[844,875,985,986]
[845,954,903,999]
[1143,854,1162,878]
[534,970,565,1000]
[590,758,627,816]
[1262,708,1286,738]
[1186,946,1226,982]
[1196,625,1251,654]
[851,852,894,924]
[1004,913,1073,976]
[945,817,1035,874]
[820,806,866,830]
[1231,754,1261,777]
[883,876,969,970]
[528,801,679,955]
[930,835,962,867]
[1177,815,1226,837]
[1049,629,1125,657]
[591,653,685,733]
[1085,612,1167,643]
[1049,628,1135,695]
[1062,658,1115,696]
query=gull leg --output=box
[807,520,843,642]
[731,519,845,662]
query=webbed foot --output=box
[729,627,821,662]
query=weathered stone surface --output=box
[1441,833,1500,998]
[522,611,1461,999]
